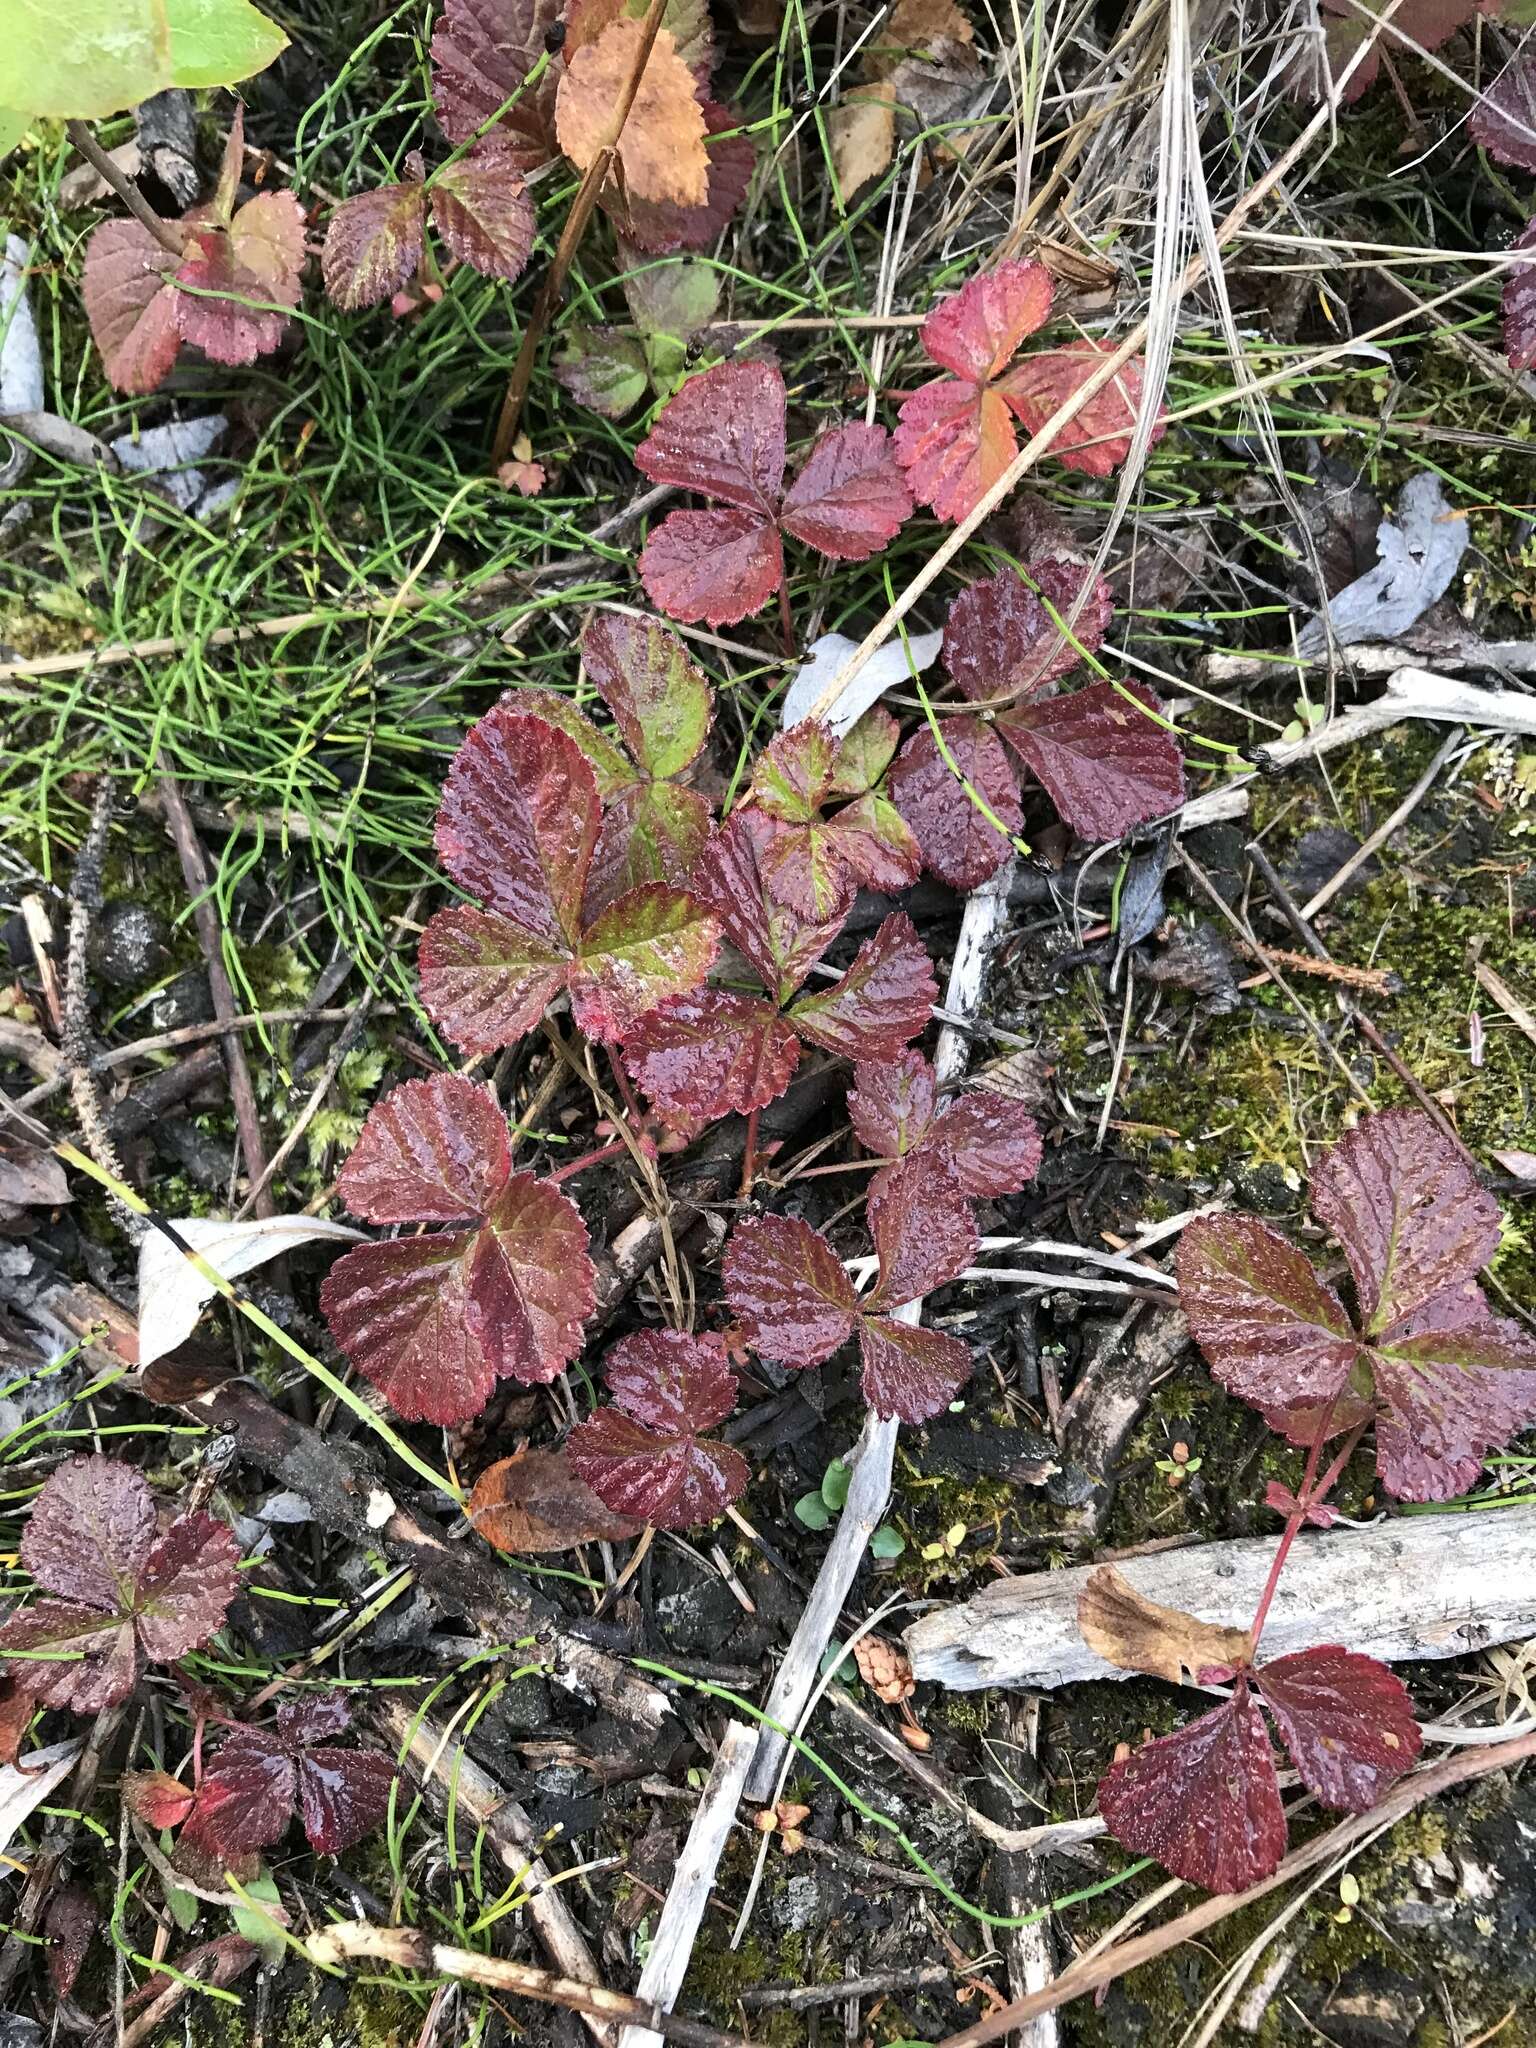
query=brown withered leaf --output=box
[1078,1566,1253,1686]
[555,20,709,207]
[468,1447,647,1553]
[829,0,977,200]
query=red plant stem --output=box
[1248,1402,1342,1653]
[547,1138,630,1184]
[1306,1421,1370,1516]
[739,1105,761,1199]
[777,579,796,660]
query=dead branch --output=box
[905,1505,1536,1692]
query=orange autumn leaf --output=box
[556,18,709,207]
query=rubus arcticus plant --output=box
[309,580,1083,1510]
[1079,1110,1536,1894]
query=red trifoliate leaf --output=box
[124,1769,198,1830]
[179,1698,393,1864]
[0,1456,239,1713]
[723,1214,859,1369]
[322,179,428,311]
[745,722,920,918]
[691,809,854,1002]
[1470,55,1536,168]
[944,560,1113,704]
[1252,1647,1421,1812]
[607,99,755,254]
[1097,1685,1287,1893]
[637,363,909,625]
[866,1151,977,1307]
[421,708,718,1048]
[174,190,305,368]
[997,682,1185,842]
[892,260,1054,521]
[887,716,1022,891]
[431,144,535,280]
[1504,220,1536,372]
[337,1074,512,1224]
[569,1330,749,1529]
[1310,1108,1502,1337]
[620,989,801,1120]
[1176,1213,1360,1426]
[849,1049,938,1158]
[787,911,936,1061]
[857,1315,973,1425]
[724,1196,974,1425]
[82,219,183,395]
[324,1089,595,1425]
[431,0,564,162]
[996,339,1162,479]
[1178,1110,1536,1503]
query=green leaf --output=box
[11,0,285,119]
[230,1869,285,1967]
[621,254,721,341]
[871,1524,906,1559]
[821,1457,852,1512]
[794,1491,831,1531]
[166,0,287,89]
[553,325,649,420]
[0,110,28,159]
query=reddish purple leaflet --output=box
[1177,1109,1536,1501]
[323,144,535,312]
[568,1330,749,1528]
[171,1695,394,1867]
[513,612,717,914]
[0,1456,240,1714]
[723,1171,976,1422]
[635,362,912,625]
[888,562,1183,886]
[321,1073,595,1424]
[419,707,719,1051]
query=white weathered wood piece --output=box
[619,1720,757,2048]
[905,1506,1536,1691]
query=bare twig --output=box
[307,1919,758,2048]
[64,120,188,258]
[155,767,277,1218]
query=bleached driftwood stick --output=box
[905,1504,1536,1691]
[619,1721,758,2048]
[617,863,1020,2048]
[743,855,1019,1802]
[1180,667,1536,830]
